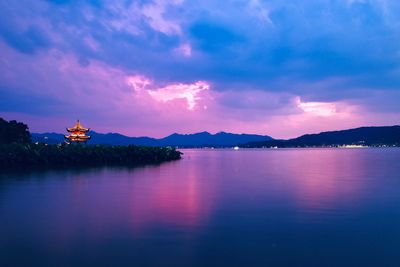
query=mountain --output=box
[88,132,157,146]
[32,131,272,147]
[158,132,271,147]
[245,126,400,148]
[32,132,160,146]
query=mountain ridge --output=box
[244,125,400,148]
[32,131,273,147]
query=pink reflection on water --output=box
[33,163,215,251]
[283,149,368,215]
[126,162,215,233]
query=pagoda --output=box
[65,120,91,143]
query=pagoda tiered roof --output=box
[65,120,91,143]
[67,120,90,132]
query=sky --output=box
[1,0,400,139]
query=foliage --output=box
[0,117,182,170]
[0,118,31,144]
[0,143,182,169]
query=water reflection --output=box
[285,150,363,212]
[127,162,215,233]
[1,149,400,267]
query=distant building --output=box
[65,120,91,143]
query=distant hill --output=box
[245,126,400,148]
[157,132,272,147]
[32,131,272,147]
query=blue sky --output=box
[1,0,400,138]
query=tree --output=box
[0,118,31,144]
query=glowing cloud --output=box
[126,74,210,110]
[297,98,337,117]
[125,75,210,111]
[126,75,152,92]
[148,81,210,110]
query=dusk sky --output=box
[1,0,400,138]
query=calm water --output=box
[1,148,400,267]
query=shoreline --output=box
[0,143,182,171]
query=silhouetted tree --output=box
[0,118,31,144]
[0,117,182,170]
[0,143,182,169]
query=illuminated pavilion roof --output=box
[65,120,91,143]
[67,120,90,133]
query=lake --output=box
[1,148,400,267]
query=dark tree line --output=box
[0,143,182,169]
[0,118,182,170]
[0,118,31,144]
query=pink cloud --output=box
[297,97,337,117]
[126,75,152,92]
[2,39,400,139]
[103,0,184,36]
[147,81,210,110]
[141,0,184,36]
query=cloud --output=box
[126,74,211,111]
[141,0,183,36]
[126,75,152,92]
[128,78,210,110]
[1,0,400,137]
[297,98,337,117]
[248,0,273,25]
[174,43,192,57]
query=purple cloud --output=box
[1,0,400,138]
